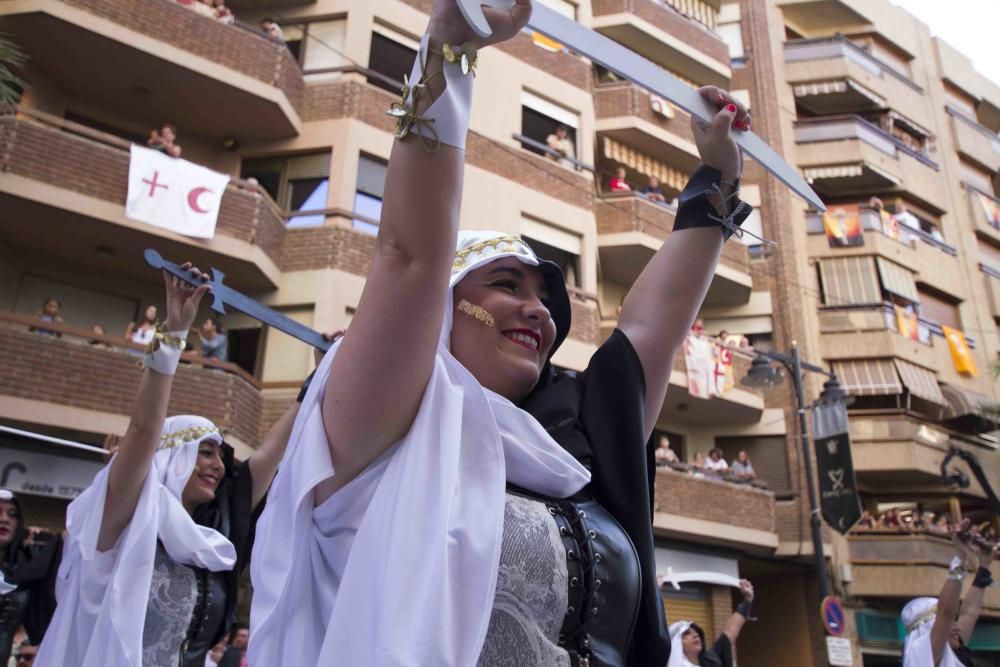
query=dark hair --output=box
[205,315,224,333]
[160,123,177,134]
[227,622,249,643]
[0,491,26,568]
[261,17,275,24]
[42,297,59,308]
[686,623,707,660]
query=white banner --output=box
[0,447,103,500]
[126,144,231,238]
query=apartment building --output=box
[2,0,996,664]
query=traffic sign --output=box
[821,596,847,637]
[826,637,853,666]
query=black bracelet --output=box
[736,600,752,619]
[672,165,753,241]
[297,369,316,403]
[974,566,993,589]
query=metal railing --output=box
[794,114,939,169]
[784,35,923,93]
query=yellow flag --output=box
[942,325,978,377]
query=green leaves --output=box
[0,34,26,107]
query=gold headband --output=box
[158,425,221,451]
[453,236,535,273]
[906,606,937,632]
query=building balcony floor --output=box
[1,0,302,142]
[0,111,286,291]
[653,466,778,553]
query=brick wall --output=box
[594,83,696,146]
[653,467,776,533]
[0,326,261,443]
[0,117,287,267]
[569,296,600,345]
[303,80,595,210]
[283,225,377,276]
[62,0,302,111]
[591,0,728,66]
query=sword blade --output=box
[144,249,332,351]
[522,3,824,211]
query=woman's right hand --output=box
[162,263,211,332]
[428,0,532,48]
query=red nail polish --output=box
[726,104,736,112]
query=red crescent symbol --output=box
[187,187,213,214]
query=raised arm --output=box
[616,87,751,438]
[315,1,532,504]
[929,527,974,664]
[98,268,210,551]
[721,579,754,645]
[957,541,994,644]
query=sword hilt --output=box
[143,248,227,314]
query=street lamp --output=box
[740,344,852,599]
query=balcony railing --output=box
[818,303,974,349]
[0,311,262,444]
[805,206,957,256]
[795,115,939,169]
[784,36,923,93]
[0,109,287,271]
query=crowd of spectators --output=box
[604,166,679,209]
[654,436,761,487]
[29,297,231,364]
[176,0,234,24]
[853,505,996,540]
[204,623,250,667]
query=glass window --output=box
[353,192,382,235]
[917,288,962,331]
[368,32,417,94]
[524,235,579,287]
[520,92,580,163]
[287,178,329,227]
[353,155,387,234]
[241,152,331,226]
[302,20,348,77]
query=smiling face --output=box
[0,500,18,550]
[180,441,225,512]
[450,258,557,402]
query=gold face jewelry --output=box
[456,299,495,328]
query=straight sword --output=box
[459,0,826,212]
[144,248,333,352]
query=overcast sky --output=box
[889,0,1000,87]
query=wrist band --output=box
[142,329,188,376]
[974,566,993,589]
[950,555,965,572]
[388,33,475,151]
[736,600,752,619]
[297,369,316,403]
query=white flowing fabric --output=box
[902,597,965,667]
[37,416,237,667]
[250,231,592,666]
[668,621,699,667]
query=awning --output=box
[803,164,864,181]
[793,79,885,107]
[832,359,903,396]
[894,359,946,405]
[940,382,1000,424]
[876,257,920,302]
[603,137,687,192]
[819,256,883,306]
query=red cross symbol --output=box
[143,171,169,198]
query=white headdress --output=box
[668,620,701,667]
[249,231,591,666]
[902,596,964,667]
[37,416,236,666]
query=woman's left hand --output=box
[690,86,750,181]
[739,578,755,602]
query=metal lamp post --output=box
[741,344,852,600]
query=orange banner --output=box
[880,209,900,240]
[895,305,918,341]
[943,325,978,377]
[823,205,864,247]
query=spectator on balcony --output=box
[858,510,879,530]
[88,324,112,351]
[639,176,667,203]
[609,166,631,192]
[928,224,945,243]
[893,201,921,238]
[125,304,159,352]
[212,0,234,24]
[730,450,755,481]
[691,318,704,334]
[655,435,680,467]
[668,579,755,667]
[902,520,991,667]
[703,448,729,475]
[545,125,576,168]
[883,507,902,529]
[147,124,182,158]
[31,298,63,338]
[260,18,285,42]
[907,505,928,532]
[199,316,228,362]
[929,513,953,537]
[867,196,884,212]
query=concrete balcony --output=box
[848,533,1000,612]
[0,312,263,450]
[659,345,764,425]
[848,412,1000,499]
[594,81,700,176]
[805,209,964,300]
[795,115,944,211]
[776,0,920,60]
[965,184,1000,247]
[947,107,1000,174]
[652,467,778,553]
[784,37,928,128]
[0,112,286,290]
[596,194,752,306]
[0,0,302,142]
[591,0,730,88]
